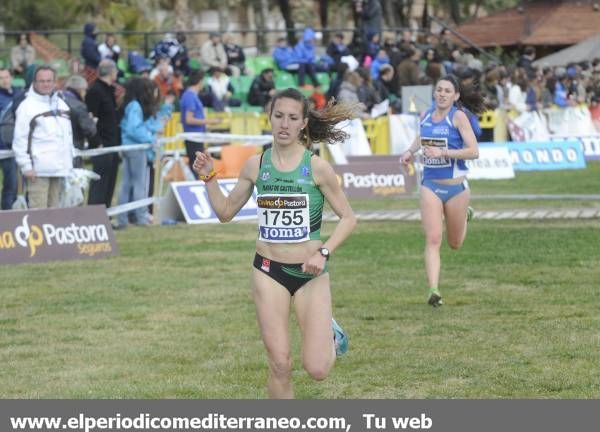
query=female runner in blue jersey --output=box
[193,88,358,398]
[401,75,485,307]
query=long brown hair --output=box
[269,88,360,148]
[120,77,160,120]
[439,74,487,115]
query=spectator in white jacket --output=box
[98,33,121,63]
[13,65,73,209]
[200,32,228,73]
[206,66,241,111]
[508,67,530,113]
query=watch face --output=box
[320,247,330,257]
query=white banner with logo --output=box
[466,144,515,179]
[509,106,597,146]
[509,110,550,142]
[545,106,597,136]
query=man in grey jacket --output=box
[63,74,97,168]
[13,65,73,209]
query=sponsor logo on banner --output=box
[466,143,515,179]
[505,140,586,171]
[334,156,418,198]
[550,134,600,160]
[171,179,258,224]
[0,206,118,265]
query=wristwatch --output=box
[318,247,330,260]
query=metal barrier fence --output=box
[0,131,272,220]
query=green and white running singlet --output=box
[255,148,324,243]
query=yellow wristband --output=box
[199,170,217,182]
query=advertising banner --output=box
[545,106,597,136]
[164,179,258,224]
[334,156,418,198]
[508,110,550,142]
[550,134,600,160]
[505,140,586,171]
[466,143,515,179]
[508,106,597,143]
[0,205,118,265]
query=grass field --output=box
[1,163,600,399]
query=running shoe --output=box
[332,318,348,357]
[427,289,443,307]
[467,206,474,222]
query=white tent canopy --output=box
[533,35,600,67]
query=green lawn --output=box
[2,218,599,398]
[1,160,599,398]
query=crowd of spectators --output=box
[323,29,600,122]
[0,22,599,215]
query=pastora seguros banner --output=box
[0,205,118,265]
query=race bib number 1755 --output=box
[257,194,310,243]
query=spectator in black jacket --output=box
[326,62,349,101]
[223,33,246,76]
[373,64,393,101]
[81,23,101,83]
[248,68,276,108]
[0,67,21,210]
[326,33,351,68]
[355,0,382,47]
[63,74,97,167]
[374,64,401,112]
[85,59,120,208]
[173,32,190,77]
[81,23,101,69]
[517,46,536,80]
[356,66,381,111]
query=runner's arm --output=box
[312,157,357,254]
[203,154,259,222]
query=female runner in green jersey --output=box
[193,88,358,398]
